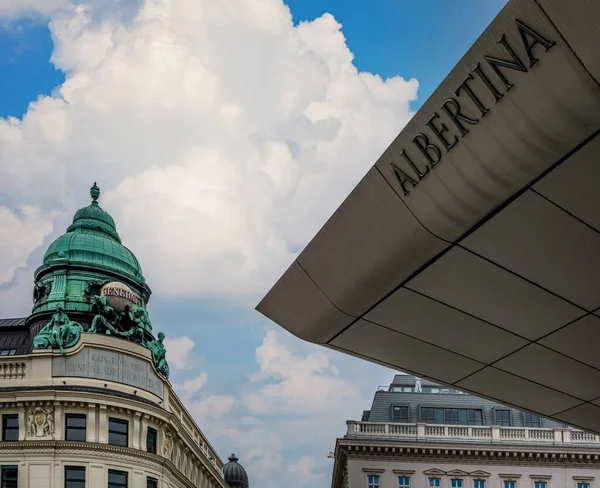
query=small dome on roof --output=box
[223,454,249,488]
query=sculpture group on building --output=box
[33,298,169,378]
[30,183,170,378]
[32,304,83,354]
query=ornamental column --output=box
[98,404,108,443]
[87,404,97,443]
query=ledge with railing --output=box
[346,421,600,445]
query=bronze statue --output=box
[146,332,169,378]
[33,304,83,354]
[89,295,119,335]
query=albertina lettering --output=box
[390,19,555,196]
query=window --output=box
[146,427,157,454]
[467,409,483,425]
[1,466,17,488]
[474,481,486,488]
[147,478,158,488]
[452,480,463,488]
[421,408,436,423]
[444,408,459,424]
[108,418,128,447]
[2,415,18,442]
[504,481,516,488]
[429,479,441,487]
[0,350,15,356]
[524,413,541,427]
[534,482,546,488]
[65,466,85,488]
[392,406,409,423]
[367,475,380,488]
[65,414,86,442]
[577,484,590,488]
[108,470,128,488]
[398,477,410,488]
[495,409,511,426]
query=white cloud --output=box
[173,372,234,421]
[289,456,322,481]
[190,394,235,420]
[0,0,68,18]
[0,206,55,284]
[184,328,394,488]
[163,336,194,369]
[245,329,362,415]
[0,0,418,302]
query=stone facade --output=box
[0,333,226,488]
[331,377,600,488]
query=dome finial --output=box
[228,453,239,462]
[90,182,100,205]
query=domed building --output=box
[0,184,245,488]
[223,454,249,488]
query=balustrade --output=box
[345,420,600,445]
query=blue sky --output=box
[0,1,507,486]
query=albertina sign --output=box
[390,19,555,196]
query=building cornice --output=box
[338,440,600,467]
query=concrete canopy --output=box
[257,0,600,433]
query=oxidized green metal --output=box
[33,304,83,354]
[146,332,169,378]
[32,183,148,316]
[31,183,169,378]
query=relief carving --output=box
[28,406,55,438]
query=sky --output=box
[0,0,507,486]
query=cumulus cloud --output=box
[180,329,394,488]
[0,206,55,283]
[163,336,194,369]
[0,0,68,18]
[173,371,234,422]
[0,0,418,299]
[289,456,322,480]
[245,330,362,415]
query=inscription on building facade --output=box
[389,18,556,196]
[53,347,163,398]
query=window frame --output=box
[420,407,436,424]
[576,483,591,488]
[367,474,380,488]
[147,477,158,488]
[495,409,512,426]
[108,469,128,488]
[444,408,459,425]
[391,404,410,423]
[2,415,18,442]
[523,412,541,428]
[146,426,157,454]
[429,478,441,488]
[451,479,464,488]
[534,482,547,488]
[64,465,86,488]
[108,417,129,447]
[504,481,517,488]
[466,409,483,426]
[65,413,87,442]
[1,465,17,488]
[398,476,411,488]
[474,480,486,488]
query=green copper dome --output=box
[42,183,144,281]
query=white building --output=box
[332,376,600,488]
[0,184,249,488]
